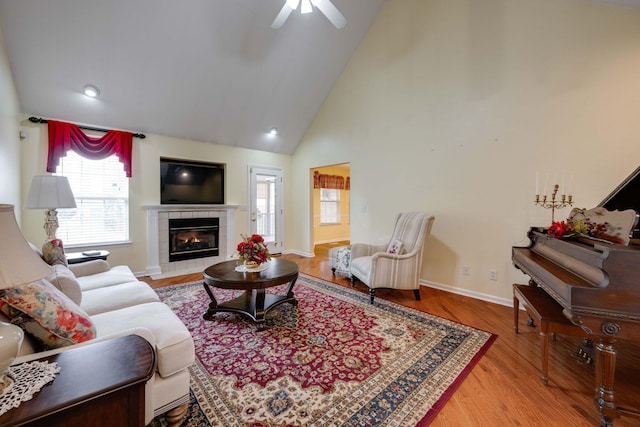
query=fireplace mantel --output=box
[144,204,240,278]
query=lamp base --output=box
[0,374,13,395]
[43,208,59,241]
[0,321,23,394]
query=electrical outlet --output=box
[462,266,470,276]
[489,269,497,281]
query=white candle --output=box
[562,170,566,193]
[536,171,539,195]
[543,172,549,195]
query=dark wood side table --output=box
[0,334,155,427]
[65,250,110,264]
[203,258,299,330]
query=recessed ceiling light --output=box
[269,127,278,136]
[83,84,100,98]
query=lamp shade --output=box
[0,204,53,288]
[25,175,76,209]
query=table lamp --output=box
[24,175,76,241]
[0,204,54,392]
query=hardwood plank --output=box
[140,244,640,427]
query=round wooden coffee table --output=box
[202,258,299,330]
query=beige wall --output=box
[0,24,21,210]
[19,120,292,274]
[312,165,351,244]
[291,0,640,303]
[6,0,640,304]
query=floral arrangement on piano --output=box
[547,207,638,245]
[237,234,271,266]
[547,218,607,240]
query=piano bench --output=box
[513,283,589,385]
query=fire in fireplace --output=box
[169,218,219,262]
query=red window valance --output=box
[314,171,350,190]
[46,120,133,177]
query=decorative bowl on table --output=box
[235,261,269,273]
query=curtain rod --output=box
[28,116,146,139]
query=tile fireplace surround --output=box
[144,204,239,278]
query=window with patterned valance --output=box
[313,171,350,190]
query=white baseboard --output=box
[140,266,161,277]
[147,267,204,280]
[283,249,315,258]
[137,249,513,308]
[282,250,513,308]
[314,239,350,245]
[420,279,513,308]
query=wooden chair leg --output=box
[369,288,375,304]
[513,293,520,333]
[413,288,421,301]
[539,330,550,385]
[165,402,189,427]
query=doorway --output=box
[311,163,351,248]
[249,166,283,254]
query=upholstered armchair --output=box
[350,212,435,304]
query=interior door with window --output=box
[249,166,283,254]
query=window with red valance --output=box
[313,171,350,190]
[46,120,133,177]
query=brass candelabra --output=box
[535,184,573,222]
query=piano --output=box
[512,165,640,427]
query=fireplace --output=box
[169,217,219,262]
[144,204,237,278]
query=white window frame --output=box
[320,188,340,225]
[54,151,130,248]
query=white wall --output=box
[8,0,640,303]
[19,121,292,274]
[0,23,21,209]
[291,0,640,302]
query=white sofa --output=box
[6,258,195,426]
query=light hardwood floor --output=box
[140,243,640,427]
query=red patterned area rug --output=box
[150,273,497,427]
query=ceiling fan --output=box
[272,0,346,29]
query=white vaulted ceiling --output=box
[1,0,639,155]
[0,0,384,154]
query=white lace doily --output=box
[0,361,60,416]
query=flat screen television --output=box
[160,157,225,204]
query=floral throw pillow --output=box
[42,238,68,266]
[0,278,96,349]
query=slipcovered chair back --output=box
[350,212,435,304]
[389,212,431,255]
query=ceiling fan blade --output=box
[313,0,346,29]
[271,3,295,29]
